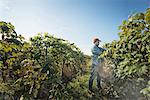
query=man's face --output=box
[95,40,100,46]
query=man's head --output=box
[93,38,101,46]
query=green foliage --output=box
[101,8,150,97]
[0,21,85,99]
[141,80,150,97]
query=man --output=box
[88,37,105,92]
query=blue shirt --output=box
[91,45,105,65]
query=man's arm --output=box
[92,46,101,55]
[101,48,106,52]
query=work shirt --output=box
[91,45,105,65]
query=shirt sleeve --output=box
[101,48,106,52]
[92,46,101,55]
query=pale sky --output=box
[0,0,149,55]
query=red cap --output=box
[93,37,101,43]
